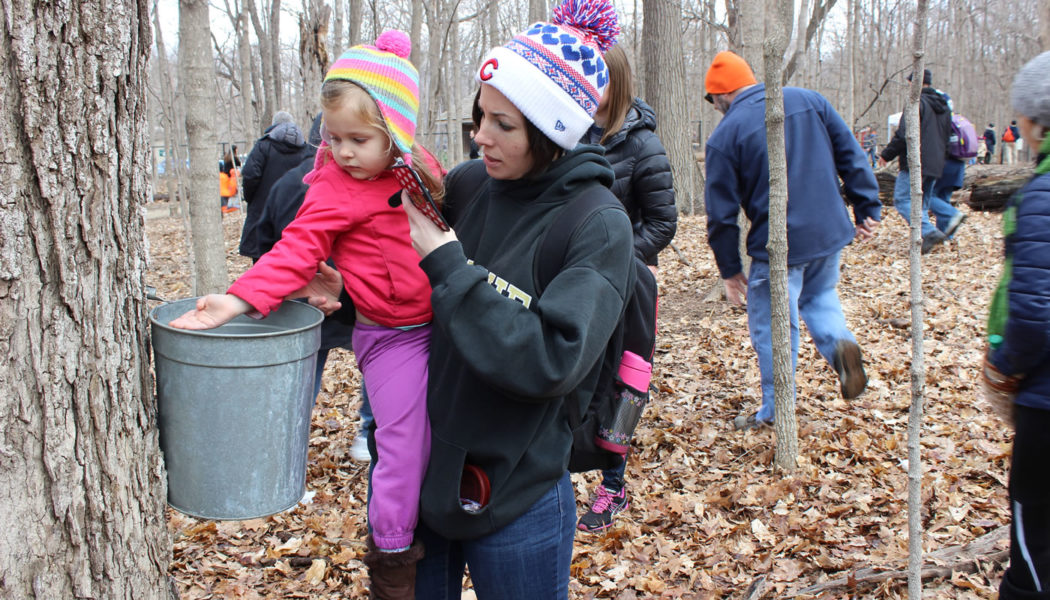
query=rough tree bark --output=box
[0,0,172,597]
[299,0,330,125]
[269,0,283,107]
[765,0,798,471]
[643,0,699,214]
[181,0,230,294]
[903,0,930,596]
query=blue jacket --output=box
[990,172,1050,410]
[704,85,881,279]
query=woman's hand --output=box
[169,294,252,329]
[402,191,458,258]
[288,261,344,316]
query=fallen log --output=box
[966,173,1032,212]
[783,525,1009,597]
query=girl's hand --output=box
[169,294,252,329]
[402,190,458,258]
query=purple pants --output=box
[352,323,431,550]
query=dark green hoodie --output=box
[418,145,634,540]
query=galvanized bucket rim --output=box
[149,298,324,339]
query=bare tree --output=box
[528,0,546,24]
[903,0,930,596]
[181,0,230,293]
[269,0,283,107]
[782,0,838,84]
[644,0,700,213]
[299,0,331,125]
[0,0,172,596]
[244,0,276,129]
[348,0,363,46]
[237,10,258,141]
[332,0,344,57]
[764,0,798,471]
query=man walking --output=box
[702,51,880,430]
[879,68,952,254]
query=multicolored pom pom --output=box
[551,0,621,52]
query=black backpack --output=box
[444,160,659,473]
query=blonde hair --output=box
[319,80,444,204]
[599,45,635,145]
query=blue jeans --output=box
[415,471,576,599]
[747,252,856,423]
[600,462,626,492]
[313,348,374,429]
[893,170,937,238]
[929,159,965,238]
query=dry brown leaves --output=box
[149,198,1011,599]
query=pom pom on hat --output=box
[551,0,621,53]
[474,0,620,150]
[375,29,411,58]
[322,30,420,158]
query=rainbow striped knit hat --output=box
[323,30,419,158]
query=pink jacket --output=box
[228,154,443,328]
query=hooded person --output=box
[238,110,309,261]
[879,67,953,253]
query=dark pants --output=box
[1001,404,1050,599]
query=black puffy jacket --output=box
[238,121,310,259]
[585,98,677,265]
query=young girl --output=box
[169,30,442,598]
[982,50,1050,600]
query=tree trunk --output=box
[245,0,275,130]
[643,0,699,214]
[845,0,857,131]
[410,0,424,75]
[270,0,283,107]
[238,10,258,142]
[738,0,765,75]
[299,0,330,126]
[764,0,798,471]
[904,1,930,596]
[332,0,344,57]
[529,0,546,24]
[152,0,190,212]
[181,0,230,294]
[348,0,363,46]
[0,0,172,597]
[1042,0,1050,51]
[448,1,463,166]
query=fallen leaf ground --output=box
[149,191,1012,599]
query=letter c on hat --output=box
[480,58,498,81]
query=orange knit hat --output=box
[704,51,757,103]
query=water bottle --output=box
[595,351,652,455]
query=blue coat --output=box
[704,84,881,279]
[990,172,1050,410]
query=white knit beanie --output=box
[475,0,620,150]
[1011,51,1050,129]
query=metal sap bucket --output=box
[150,298,323,520]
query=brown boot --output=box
[362,535,424,600]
